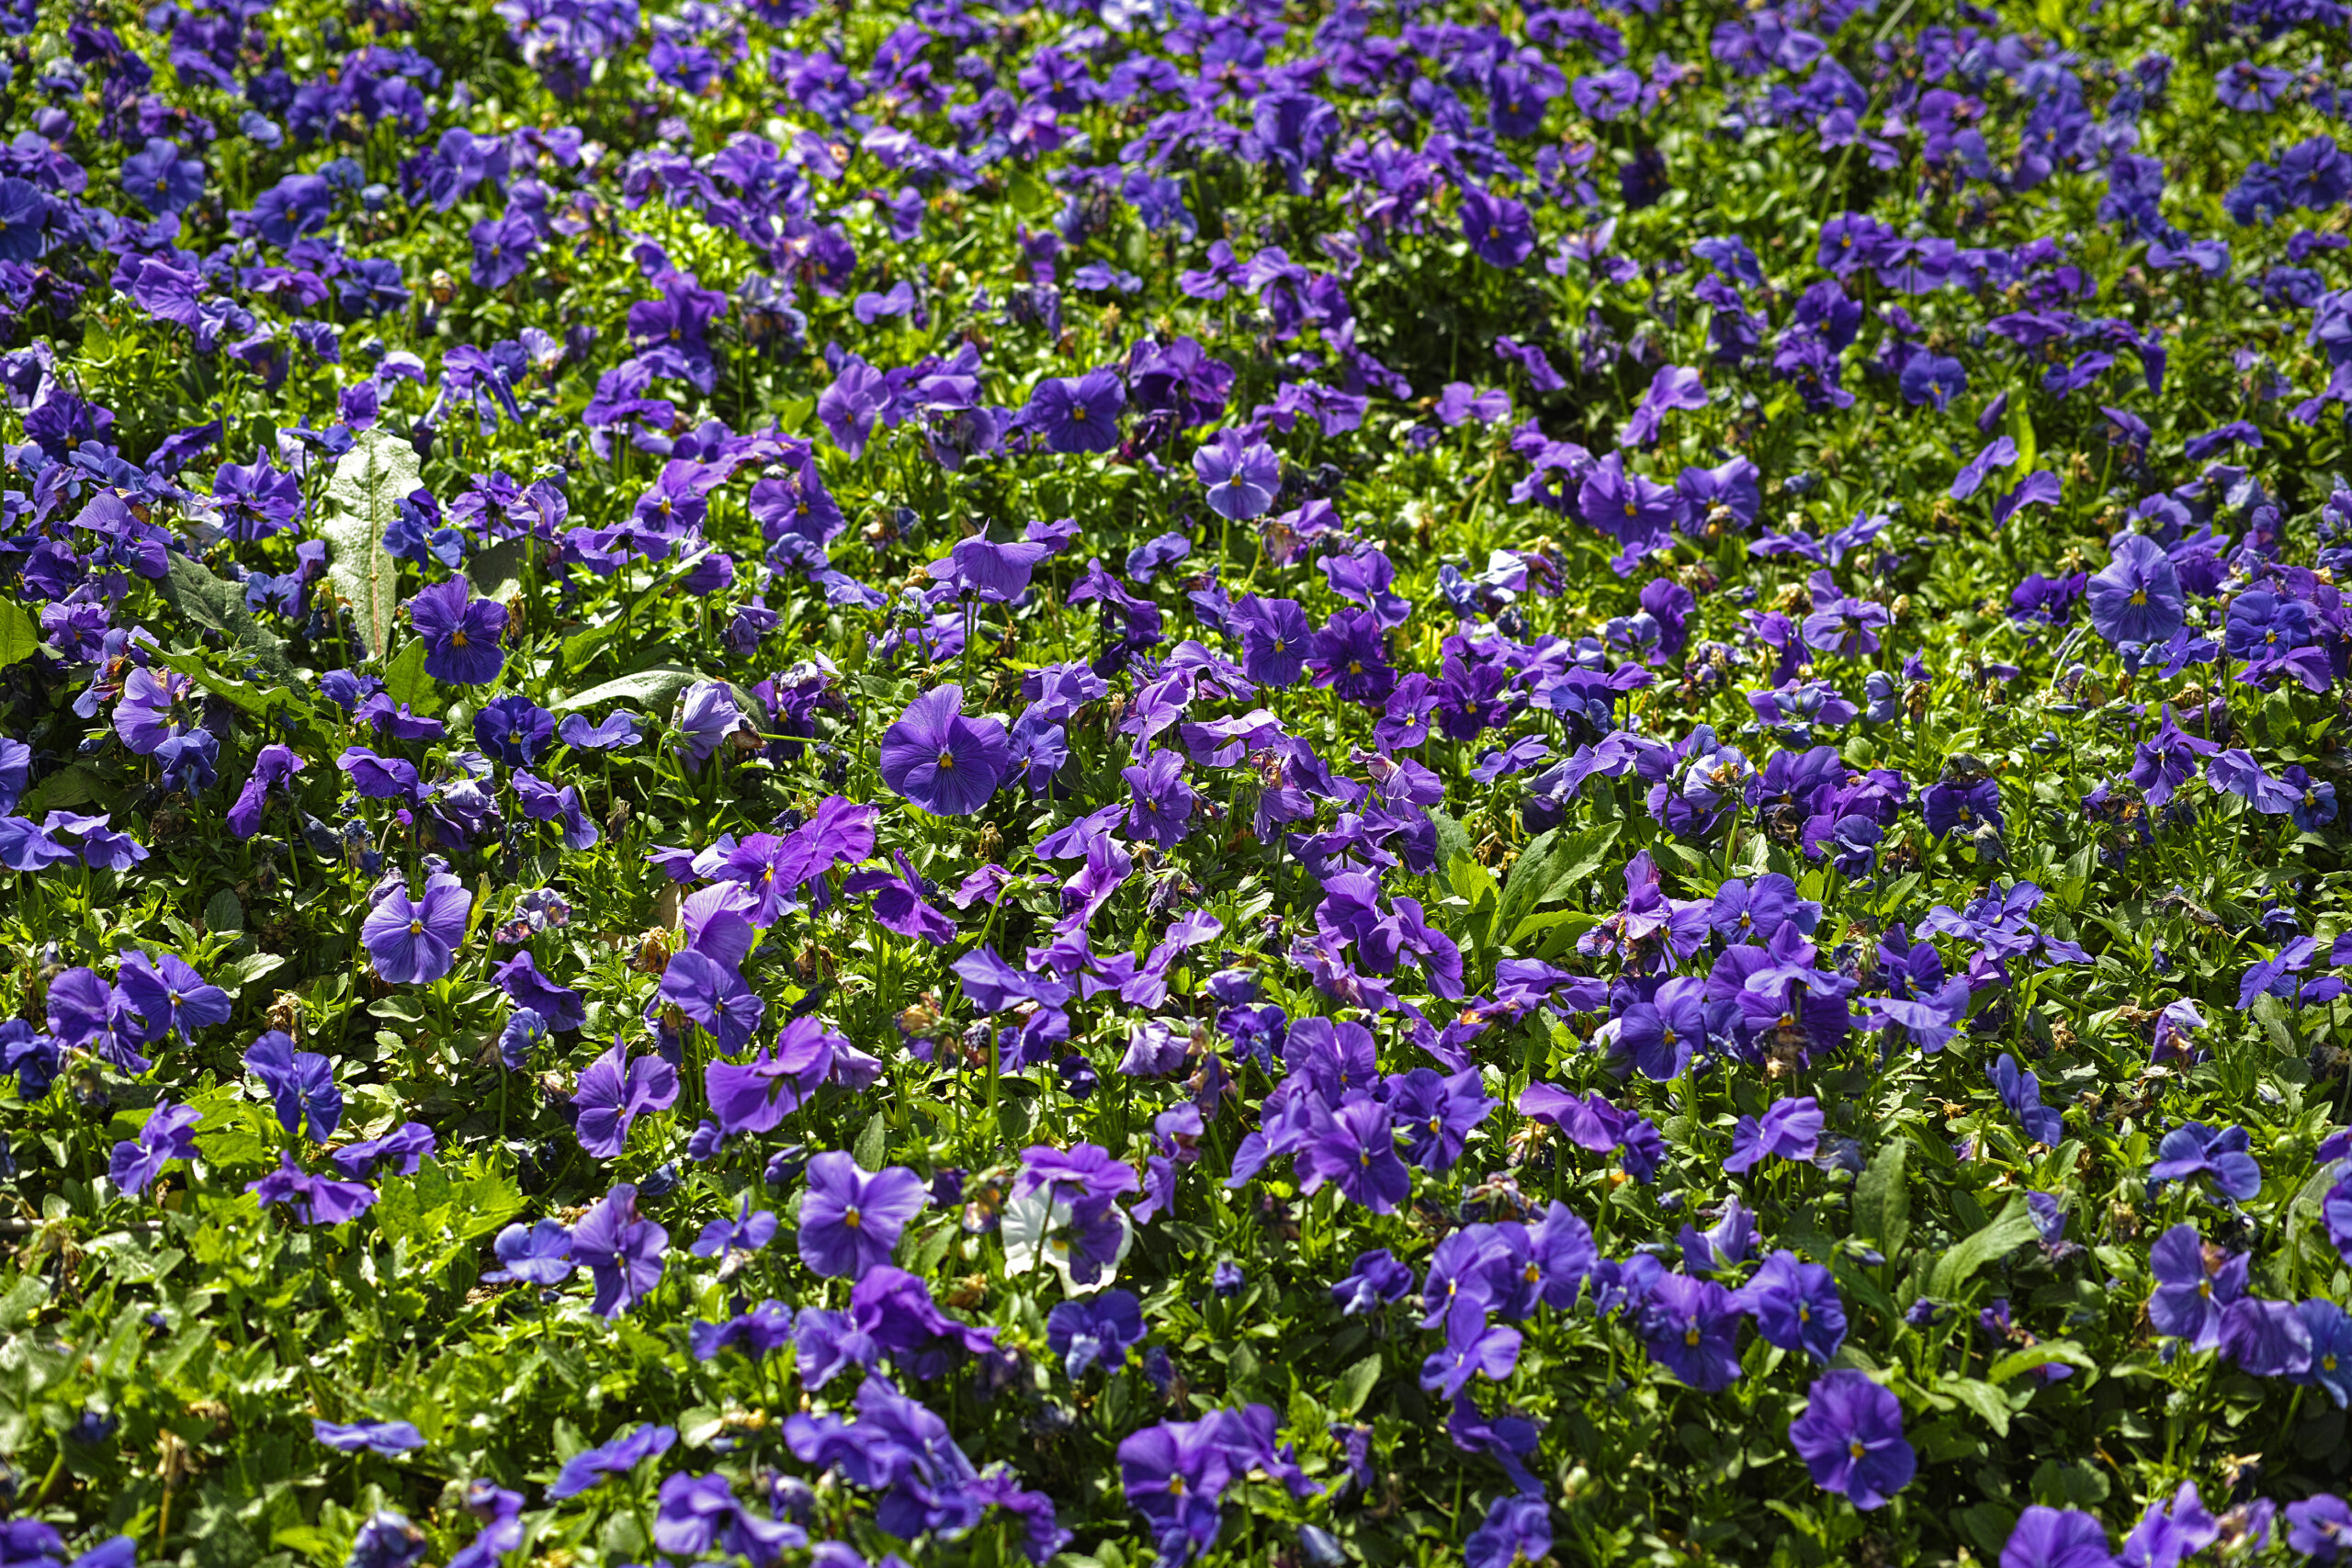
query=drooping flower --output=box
[245,1031,343,1141]
[1046,1289,1147,1377]
[1742,1249,1847,1363]
[248,1153,378,1225]
[2148,1122,2262,1202]
[313,1419,425,1455]
[547,1424,677,1500]
[109,1100,200,1198]
[571,1183,670,1317]
[571,1040,680,1158]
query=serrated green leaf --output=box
[151,647,308,721]
[1335,1352,1383,1416]
[1940,1373,2013,1436]
[322,428,419,660]
[1931,1195,2039,1297]
[1855,1139,1909,1262]
[0,595,41,666]
[554,663,699,713]
[17,762,110,817]
[1987,1340,2097,1385]
[155,555,300,685]
[381,637,439,716]
[854,1111,888,1171]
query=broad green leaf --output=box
[151,648,307,721]
[17,762,110,817]
[1428,808,1474,884]
[1334,1352,1383,1416]
[1987,1340,2097,1385]
[0,595,41,666]
[562,619,623,672]
[1510,908,1598,951]
[381,638,439,715]
[322,427,419,660]
[1495,822,1621,945]
[554,663,699,713]
[1939,1373,2012,1437]
[1931,1194,2039,1297]
[470,536,528,602]
[854,1110,888,1171]
[155,555,300,685]
[2007,399,2038,479]
[0,1271,47,1330]
[219,952,288,992]
[1855,1139,1909,1261]
[205,888,245,933]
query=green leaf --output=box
[219,952,288,992]
[1428,809,1474,886]
[0,1271,47,1331]
[2007,398,2038,479]
[1988,1340,2098,1385]
[1939,1373,2012,1437]
[562,618,621,672]
[17,763,111,817]
[469,536,528,602]
[151,648,308,721]
[554,663,699,713]
[1006,170,1056,215]
[1931,1195,2040,1297]
[1512,908,1600,954]
[155,555,300,686]
[381,638,439,716]
[205,888,245,934]
[1334,1352,1383,1416]
[322,428,420,660]
[1854,1139,1909,1262]
[0,594,41,666]
[1955,1504,2020,1560]
[1495,822,1621,945]
[854,1111,888,1171]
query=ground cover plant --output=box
[11,0,2352,1562]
